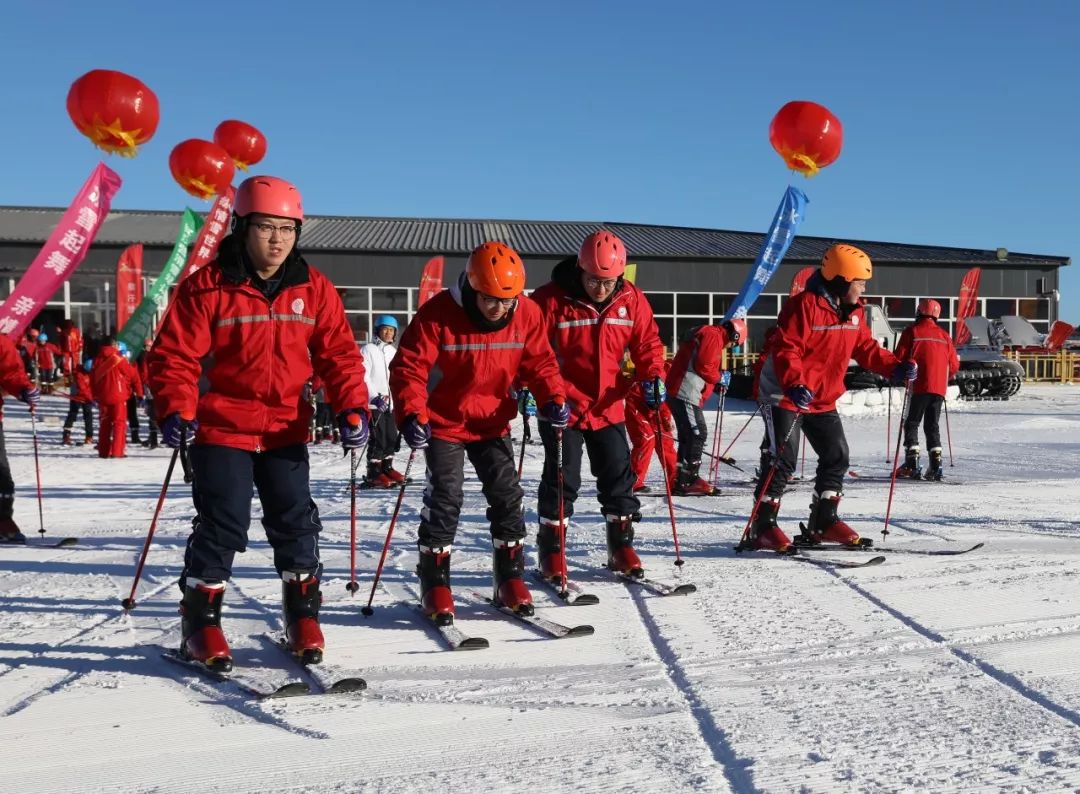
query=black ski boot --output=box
[179,579,233,672]
[896,446,921,479]
[416,544,455,624]
[606,514,645,577]
[282,572,324,664]
[799,491,870,547]
[536,519,565,582]
[739,497,792,553]
[142,431,159,449]
[926,447,944,481]
[492,538,534,615]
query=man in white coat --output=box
[361,315,404,487]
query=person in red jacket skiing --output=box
[665,319,745,495]
[33,333,61,393]
[390,242,567,624]
[745,244,917,552]
[893,299,960,480]
[62,359,95,446]
[90,337,140,458]
[530,231,666,579]
[149,175,369,672]
[0,334,40,543]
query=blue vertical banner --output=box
[723,186,809,322]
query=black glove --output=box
[785,384,813,410]
[402,414,432,449]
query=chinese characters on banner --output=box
[0,163,122,337]
[184,186,235,278]
[115,243,144,331]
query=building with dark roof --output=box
[0,205,1069,349]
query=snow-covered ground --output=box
[2,384,1079,793]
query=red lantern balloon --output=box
[768,101,843,177]
[168,139,236,200]
[213,120,267,170]
[66,69,160,157]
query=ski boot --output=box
[282,571,324,664]
[740,498,792,553]
[673,461,715,496]
[926,447,944,481]
[312,428,324,445]
[632,483,651,494]
[492,538,534,616]
[142,431,159,450]
[896,446,922,479]
[606,514,645,578]
[536,518,566,582]
[799,491,869,548]
[62,429,73,446]
[179,579,233,672]
[416,544,455,625]
[130,429,141,445]
[364,461,393,489]
[382,457,406,485]
[83,435,93,446]
[0,517,27,544]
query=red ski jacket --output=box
[0,334,31,418]
[69,368,94,404]
[91,345,140,406]
[390,278,565,443]
[149,245,368,452]
[758,273,899,412]
[894,317,959,397]
[530,257,665,430]
[34,342,60,370]
[666,324,735,407]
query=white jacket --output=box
[361,338,396,410]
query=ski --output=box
[847,472,961,486]
[800,542,984,557]
[3,536,79,548]
[611,570,697,596]
[465,591,594,639]
[790,553,886,569]
[160,649,311,699]
[407,602,489,651]
[267,636,368,694]
[529,569,600,606]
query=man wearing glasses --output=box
[149,175,370,672]
[530,231,667,580]
[390,242,568,624]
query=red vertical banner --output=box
[789,266,814,297]
[184,186,235,278]
[954,267,982,345]
[417,255,444,307]
[115,243,144,331]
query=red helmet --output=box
[234,175,303,221]
[578,231,627,278]
[917,298,941,319]
[466,242,526,298]
[726,318,747,345]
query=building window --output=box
[712,294,738,317]
[1017,298,1049,321]
[645,292,673,315]
[675,317,709,345]
[372,288,409,311]
[340,288,369,311]
[677,293,709,316]
[883,297,916,319]
[985,298,1016,319]
[654,316,675,350]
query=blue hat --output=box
[84,360,93,372]
[38,333,48,342]
[374,315,398,330]
[117,341,129,354]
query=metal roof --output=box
[0,205,1068,267]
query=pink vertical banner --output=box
[0,162,122,338]
[184,185,235,278]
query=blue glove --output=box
[338,410,370,450]
[892,360,918,385]
[521,389,537,418]
[18,387,40,408]
[540,399,570,429]
[786,384,813,410]
[639,379,666,409]
[402,414,432,449]
[718,371,732,389]
[161,413,198,448]
[371,394,391,414]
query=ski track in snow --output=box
[2,386,1080,792]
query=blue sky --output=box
[2,1,1077,320]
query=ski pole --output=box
[362,448,419,616]
[707,396,722,483]
[345,448,361,594]
[882,382,913,543]
[799,435,806,479]
[556,427,568,596]
[121,445,182,610]
[28,407,45,540]
[738,409,802,550]
[944,399,954,467]
[709,387,728,486]
[516,426,527,479]
[719,409,759,462]
[886,387,892,462]
[652,402,684,567]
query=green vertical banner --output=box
[118,208,203,349]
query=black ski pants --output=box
[537,421,638,523]
[64,402,94,437]
[181,443,322,587]
[418,435,524,547]
[0,423,13,520]
[367,410,399,462]
[757,405,848,501]
[904,393,944,451]
[127,396,140,437]
[668,396,707,467]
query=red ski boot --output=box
[364,461,393,489]
[744,498,792,553]
[382,458,406,485]
[606,515,645,578]
[673,462,716,496]
[492,538,534,615]
[282,572,325,664]
[417,544,455,625]
[179,579,233,672]
[536,519,566,582]
[800,491,869,547]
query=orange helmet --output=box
[821,244,872,281]
[917,298,941,319]
[726,318,747,345]
[466,242,526,299]
[578,231,627,278]
[234,175,303,221]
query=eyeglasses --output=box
[479,293,516,309]
[250,222,298,239]
[584,276,618,290]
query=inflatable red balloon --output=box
[769,101,843,177]
[168,139,236,200]
[213,120,267,170]
[66,69,160,157]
